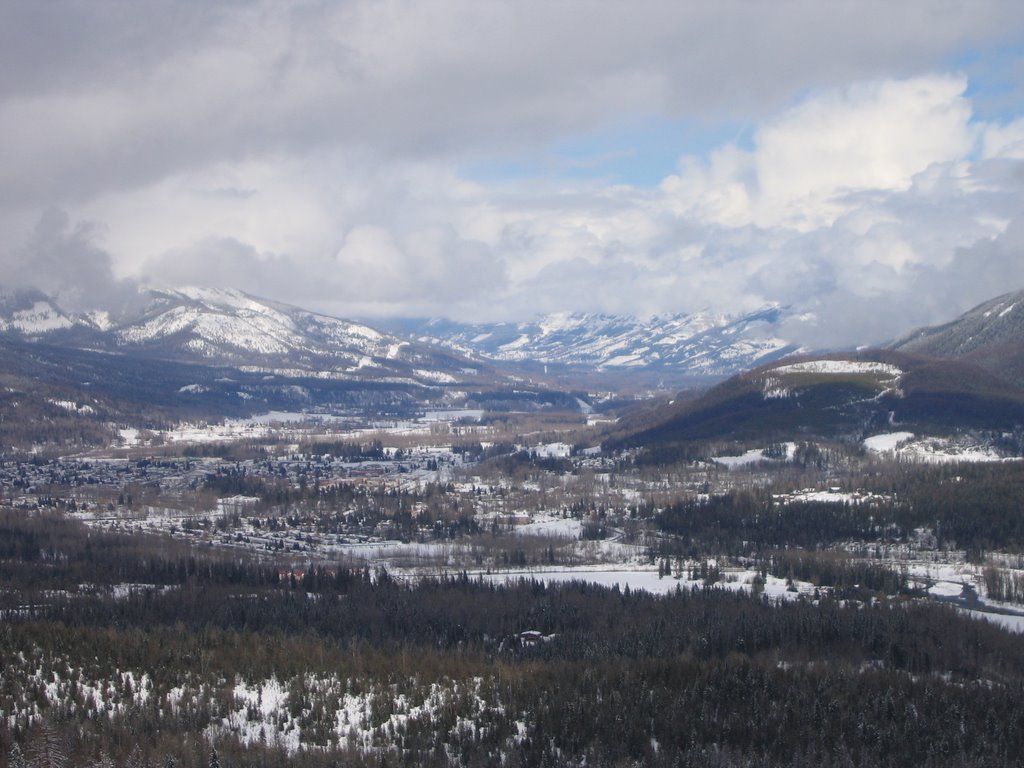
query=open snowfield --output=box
[864,432,1017,463]
[476,566,815,600]
[772,360,902,378]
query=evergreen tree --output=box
[8,743,28,768]
[26,721,66,768]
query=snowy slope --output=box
[891,289,1024,387]
[118,287,391,363]
[0,287,488,388]
[893,290,1024,359]
[1,286,804,383]
[391,305,803,379]
[0,289,80,334]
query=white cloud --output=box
[982,117,1024,159]
[1,3,1023,349]
[662,75,977,231]
[12,71,1019,353]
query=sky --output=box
[2,0,1024,347]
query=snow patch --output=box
[772,360,902,378]
[863,432,915,453]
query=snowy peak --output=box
[0,285,806,383]
[0,289,79,335]
[0,286,489,389]
[391,305,803,380]
[120,287,389,362]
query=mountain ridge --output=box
[381,304,805,380]
[891,289,1024,386]
[608,348,1024,455]
[1,286,814,385]
[1,286,498,390]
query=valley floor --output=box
[4,406,1024,766]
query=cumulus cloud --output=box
[1,2,1024,349]
[661,76,976,231]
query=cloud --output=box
[1,3,1023,349]
[1,208,139,313]
[982,117,1024,159]
[662,75,977,231]
[122,72,1024,344]
[145,221,506,319]
[1,1,1021,208]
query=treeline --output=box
[863,462,1024,550]
[652,461,1024,552]
[983,566,1024,603]
[3,627,1023,768]
[762,550,910,599]
[653,492,898,553]
[0,509,270,594]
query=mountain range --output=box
[0,285,820,407]
[0,287,812,385]
[0,286,525,452]
[3,283,1024,454]
[383,305,803,381]
[1,286,490,388]
[609,289,1024,453]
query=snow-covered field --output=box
[772,360,902,378]
[864,432,1016,463]
[713,442,795,469]
[476,565,815,601]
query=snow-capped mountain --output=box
[0,289,78,334]
[387,305,803,380]
[117,287,405,369]
[0,287,490,388]
[1,286,806,386]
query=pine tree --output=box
[127,745,147,768]
[27,721,67,768]
[8,743,28,768]
[208,746,220,768]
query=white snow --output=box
[509,515,582,539]
[864,432,1016,463]
[478,566,813,600]
[772,360,902,378]
[863,432,916,453]
[773,488,891,505]
[118,428,141,446]
[712,444,796,469]
[713,449,770,468]
[4,301,74,333]
[413,369,457,384]
[533,442,572,459]
[962,609,1024,633]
